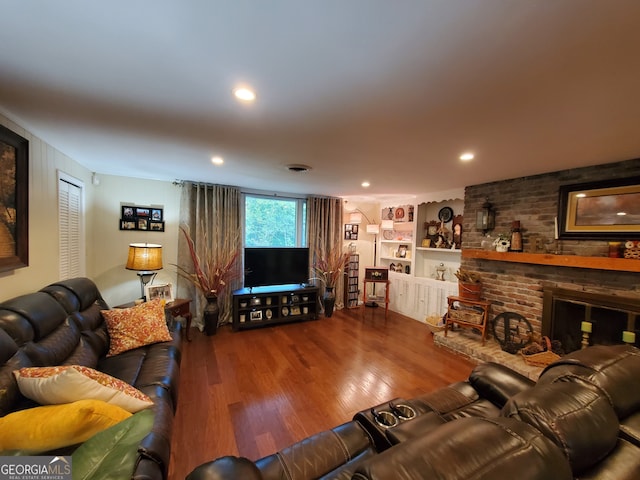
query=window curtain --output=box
[177,182,242,330]
[307,196,344,309]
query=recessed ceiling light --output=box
[361,181,370,188]
[617,211,627,216]
[233,87,256,102]
[459,152,474,161]
[211,156,224,165]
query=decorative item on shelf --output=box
[436,221,451,249]
[608,242,622,258]
[452,215,463,249]
[581,321,592,349]
[425,220,440,246]
[624,241,640,259]
[435,263,446,281]
[476,198,495,234]
[394,262,404,273]
[125,243,163,300]
[480,234,494,250]
[493,233,511,252]
[438,207,454,224]
[454,269,482,300]
[175,225,241,335]
[509,220,523,252]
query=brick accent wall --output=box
[460,157,640,337]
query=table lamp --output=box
[126,243,163,300]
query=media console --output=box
[232,284,320,331]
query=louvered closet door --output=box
[58,177,83,279]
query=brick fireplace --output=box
[458,157,640,343]
[542,287,640,353]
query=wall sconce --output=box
[126,243,163,300]
[476,199,495,234]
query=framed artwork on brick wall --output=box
[558,176,640,239]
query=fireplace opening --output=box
[542,287,640,354]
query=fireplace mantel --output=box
[462,249,640,273]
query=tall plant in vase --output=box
[311,247,350,318]
[175,225,241,335]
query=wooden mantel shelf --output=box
[462,249,640,273]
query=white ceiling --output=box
[1,1,639,200]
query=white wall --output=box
[0,113,94,299]
[0,112,181,306]
[90,174,180,306]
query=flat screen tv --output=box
[244,247,310,288]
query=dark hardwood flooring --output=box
[168,306,476,479]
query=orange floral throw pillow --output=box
[14,365,153,412]
[101,298,172,356]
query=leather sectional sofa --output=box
[0,277,182,479]
[188,344,640,480]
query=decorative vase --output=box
[323,286,336,318]
[496,243,509,252]
[203,294,219,336]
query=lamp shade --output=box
[381,220,394,230]
[349,212,363,224]
[126,243,163,271]
[366,224,380,234]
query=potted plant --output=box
[175,225,241,335]
[311,247,350,317]
[454,268,482,300]
[493,233,511,252]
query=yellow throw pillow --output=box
[0,399,131,453]
[14,365,153,413]
[101,298,173,356]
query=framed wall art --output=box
[558,176,640,239]
[0,125,29,272]
[120,204,164,232]
[344,223,358,240]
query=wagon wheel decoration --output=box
[492,312,533,354]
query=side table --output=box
[444,296,491,345]
[362,279,390,319]
[115,298,193,341]
[165,299,193,341]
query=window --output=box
[244,194,307,247]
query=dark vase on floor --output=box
[203,294,219,335]
[323,286,336,318]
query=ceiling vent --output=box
[286,164,312,173]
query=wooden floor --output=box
[167,306,476,479]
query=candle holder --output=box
[581,321,592,349]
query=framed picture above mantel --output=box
[558,176,640,240]
[120,204,164,232]
[0,125,29,272]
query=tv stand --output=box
[232,284,320,331]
